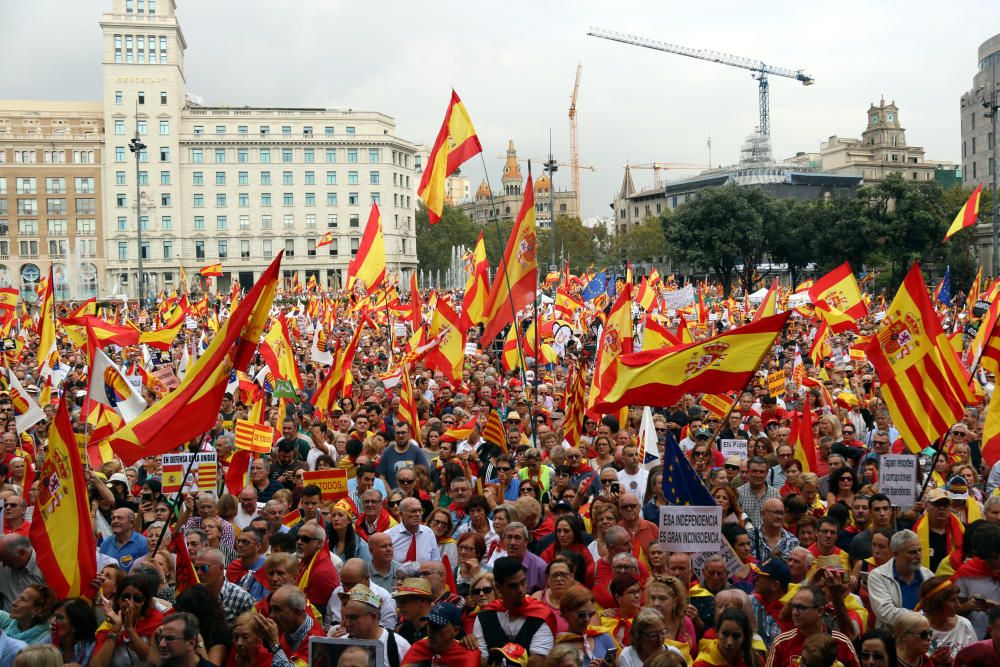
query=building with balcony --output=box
[0,100,105,301]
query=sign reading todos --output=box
[658,505,723,553]
[302,469,349,500]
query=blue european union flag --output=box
[937,266,952,307]
[606,272,617,300]
[580,272,607,302]
[661,429,717,506]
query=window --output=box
[325,126,334,136]
[238,125,248,135]
[139,215,149,231]
[115,34,122,62]
[327,214,338,228]
[18,219,38,235]
[306,214,316,227]
[115,90,123,105]
[76,199,96,215]
[160,147,170,161]
[282,126,292,136]
[117,216,128,232]
[346,127,356,136]
[304,149,314,163]
[369,149,380,163]
[192,148,203,163]
[260,171,271,185]
[261,193,271,206]
[261,214,272,229]
[241,239,250,258]
[371,192,380,204]
[238,171,249,185]
[138,91,145,105]
[116,171,127,186]
[137,120,147,135]
[216,171,226,185]
[195,240,205,259]
[194,216,204,230]
[215,148,225,163]
[283,214,294,229]
[348,192,359,205]
[218,240,228,258]
[159,120,169,135]
[260,126,270,136]
[282,171,293,185]
[260,148,270,163]
[77,239,96,257]
[305,171,315,185]
[47,219,67,235]
[16,178,36,194]
[239,193,249,207]
[115,119,125,135]
[49,239,68,256]
[284,239,295,256]
[263,238,272,256]
[239,215,250,230]
[349,214,360,228]
[116,147,126,162]
[348,171,359,185]
[138,171,149,185]
[281,149,292,163]
[283,193,294,206]
[0,179,7,196]
[327,193,337,206]
[215,125,226,135]
[216,193,227,207]
[75,177,95,193]
[347,149,358,163]
[370,171,380,185]
[161,193,170,206]
[326,149,336,162]
[326,171,337,185]
[305,193,315,207]
[307,239,317,256]
[351,237,360,256]
[118,242,129,261]
[194,125,204,135]
[140,241,149,259]
[162,240,172,259]
[303,126,313,136]
[46,199,66,215]
[76,219,96,235]
[328,238,338,256]
[161,170,171,185]
[193,171,204,185]
[44,177,66,194]
[194,194,204,207]
[238,148,248,163]
[161,215,171,230]
[160,91,167,104]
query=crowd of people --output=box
[0,279,999,667]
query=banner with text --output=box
[658,505,723,553]
[162,452,218,494]
[880,454,918,508]
[302,469,349,500]
[720,439,748,460]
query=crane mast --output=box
[568,64,582,215]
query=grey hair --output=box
[276,584,307,612]
[186,528,209,545]
[361,488,383,501]
[790,547,815,569]
[163,612,200,640]
[611,552,638,568]
[890,529,920,553]
[984,495,1000,512]
[493,504,520,524]
[702,554,727,569]
[603,525,630,547]
[199,548,225,566]
[147,521,166,533]
[629,608,665,645]
[504,521,530,540]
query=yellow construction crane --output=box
[569,64,583,214]
[626,162,710,188]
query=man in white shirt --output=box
[385,498,440,562]
[326,558,397,629]
[617,444,649,497]
[340,584,411,667]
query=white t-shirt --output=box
[377,627,411,667]
[474,611,554,659]
[929,615,978,659]
[618,468,649,497]
[618,643,683,667]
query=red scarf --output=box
[355,508,393,541]
[752,592,792,631]
[952,557,1000,582]
[401,639,480,667]
[482,596,558,635]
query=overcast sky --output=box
[2,1,996,218]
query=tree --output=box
[415,204,479,275]
[662,185,775,296]
[535,216,603,274]
[609,216,669,268]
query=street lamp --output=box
[544,151,558,275]
[128,129,146,306]
[983,60,999,278]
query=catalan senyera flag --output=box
[316,231,334,249]
[753,277,779,322]
[588,283,634,413]
[418,90,483,223]
[346,203,386,298]
[562,360,588,449]
[199,263,223,278]
[482,409,507,454]
[397,370,422,445]
[479,175,538,344]
[968,266,983,318]
[461,231,490,329]
[424,298,465,383]
[592,313,790,413]
[864,262,976,453]
[809,262,867,332]
[107,253,282,466]
[36,266,55,381]
[30,395,97,599]
[944,184,983,240]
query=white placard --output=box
[692,534,743,578]
[464,342,478,356]
[720,439,748,459]
[880,454,918,508]
[393,322,408,338]
[125,375,142,393]
[658,505,723,553]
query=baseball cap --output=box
[753,558,791,589]
[422,601,463,628]
[108,472,129,486]
[489,643,528,667]
[926,488,951,505]
[694,428,714,440]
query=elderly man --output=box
[340,584,412,667]
[593,526,651,608]
[100,507,147,572]
[326,558,397,629]
[768,444,795,488]
[748,497,799,562]
[0,534,44,611]
[233,487,259,530]
[867,529,933,630]
[618,493,658,557]
[183,492,236,550]
[153,612,209,667]
[767,586,860,667]
[193,548,254,624]
[2,496,29,537]
[254,584,326,666]
[295,520,340,612]
[386,498,440,562]
[368,532,400,592]
[347,464,387,515]
[185,529,209,560]
[786,547,814,586]
[357,489,395,542]
[501,523,546,594]
[249,457,284,504]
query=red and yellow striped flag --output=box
[30,395,97,599]
[482,409,508,454]
[346,204,386,299]
[592,313,789,414]
[418,90,483,223]
[441,416,477,443]
[397,370,422,446]
[642,314,680,352]
[753,277,779,322]
[316,231,334,249]
[561,361,588,449]
[199,263,223,278]
[479,176,538,344]
[588,283,634,413]
[864,263,976,453]
[944,184,983,240]
[461,231,489,329]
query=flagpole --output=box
[150,434,205,555]
[477,153,532,393]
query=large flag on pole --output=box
[753,278,779,322]
[809,262,867,332]
[588,283,634,413]
[461,231,490,329]
[36,266,56,381]
[30,395,97,599]
[637,406,661,470]
[944,184,983,240]
[863,263,976,453]
[592,313,790,413]
[418,90,483,224]
[346,203,386,299]
[108,253,282,465]
[88,346,148,423]
[479,175,538,344]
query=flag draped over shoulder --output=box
[346,203,386,299]
[864,263,975,453]
[479,176,538,344]
[30,395,97,599]
[944,184,982,240]
[108,253,282,466]
[418,90,483,223]
[592,313,789,413]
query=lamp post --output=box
[128,129,146,306]
[545,135,558,276]
[984,62,1000,277]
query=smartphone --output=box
[610,482,620,494]
[604,647,617,664]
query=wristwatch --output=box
[268,643,281,654]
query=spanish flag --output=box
[36,266,56,381]
[418,90,483,223]
[809,262,867,331]
[754,277,779,322]
[479,175,538,344]
[316,231,334,249]
[311,323,364,413]
[259,316,303,392]
[30,395,97,599]
[0,287,18,314]
[461,231,490,329]
[790,394,818,474]
[424,298,465,383]
[944,184,982,240]
[863,262,976,453]
[592,313,789,413]
[108,253,282,466]
[642,314,680,351]
[588,283,634,413]
[199,263,223,278]
[346,203,386,298]
[441,416,477,443]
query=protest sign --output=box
[234,419,274,453]
[720,439,748,460]
[302,469,349,500]
[162,452,218,494]
[692,534,743,579]
[658,505,722,553]
[767,370,786,397]
[880,454,918,508]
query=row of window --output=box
[187,147,386,165]
[0,219,98,237]
[113,33,167,64]
[124,0,157,15]
[7,199,96,215]
[1,239,97,258]
[183,191,396,208]
[2,150,95,164]
[118,235,396,262]
[111,212,412,233]
[114,118,171,136]
[1,178,95,195]
[192,125,360,139]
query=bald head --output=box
[340,558,371,588]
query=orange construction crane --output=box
[626,162,710,188]
[569,64,582,215]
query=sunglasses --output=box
[194,564,212,574]
[471,586,493,595]
[120,593,146,603]
[296,535,321,543]
[397,478,415,484]
[388,501,401,508]
[908,630,933,640]
[725,464,740,470]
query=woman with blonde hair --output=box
[12,645,63,667]
[894,610,951,667]
[586,503,621,562]
[818,414,842,443]
[553,584,615,666]
[647,577,697,659]
[799,473,827,518]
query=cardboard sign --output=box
[302,469,348,500]
[658,505,723,553]
[701,393,734,420]
[880,454,918,508]
[151,366,180,390]
[691,534,743,579]
[125,375,142,393]
[767,370,786,397]
[393,323,408,338]
[720,439,748,460]
[234,419,275,453]
[162,452,218,494]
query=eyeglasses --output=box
[429,519,450,527]
[789,603,819,613]
[556,471,570,477]
[158,635,183,643]
[642,630,668,641]
[908,630,933,640]
[296,535,321,543]
[859,652,886,662]
[397,478,415,484]
[620,504,639,510]
[496,466,512,472]
[842,430,855,436]
[362,500,380,505]
[692,451,709,458]
[952,430,968,436]
[655,428,667,433]
[235,538,258,546]
[120,593,146,603]
[418,570,442,577]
